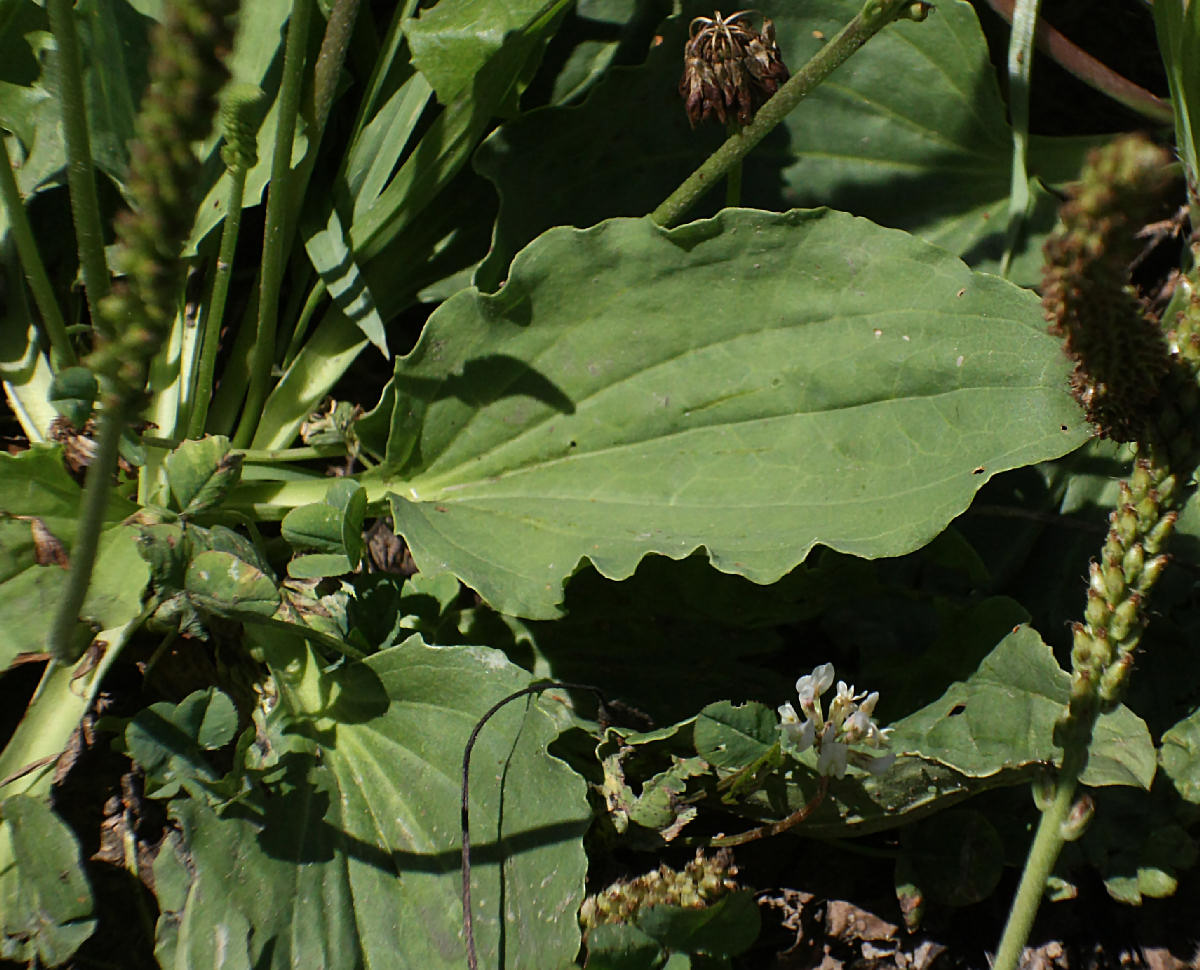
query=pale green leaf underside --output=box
[383,209,1089,618]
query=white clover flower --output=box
[777,664,894,779]
[777,701,816,754]
[815,723,848,779]
[794,663,835,719]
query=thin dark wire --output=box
[461,680,613,970]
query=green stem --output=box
[46,399,127,663]
[234,0,313,448]
[45,0,111,330]
[0,133,75,367]
[267,0,360,383]
[724,122,743,207]
[282,279,327,369]
[993,751,1083,970]
[313,0,364,132]
[999,0,1041,278]
[652,0,912,228]
[189,162,249,438]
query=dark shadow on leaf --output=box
[230,748,588,873]
[394,353,576,414]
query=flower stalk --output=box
[994,135,1196,970]
[47,0,237,664]
[234,0,314,449]
[654,0,929,228]
[188,83,264,439]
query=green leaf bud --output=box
[1098,653,1134,705]
[898,1,933,20]
[1121,543,1145,585]
[1113,506,1138,546]
[1145,513,1177,554]
[1107,594,1140,643]
[1102,561,1127,603]
[1084,589,1110,630]
[1071,622,1096,669]
[1130,461,1154,497]
[1138,554,1170,591]
[1135,495,1159,530]
[1058,794,1094,842]
[1031,767,1056,812]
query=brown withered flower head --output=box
[680,10,789,128]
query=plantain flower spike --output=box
[1042,134,1176,441]
[680,10,789,127]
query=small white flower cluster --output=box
[777,663,895,779]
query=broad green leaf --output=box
[534,0,669,106]
[694,702,777,769]
[153,633,589,970]
[890,625,1156,789]
[124,688,238,798]
[636,892,760,957]
[583,921,665,970]
[164,435,242,515]
[403,0,571,112]
[375,209,1088,619]
[281,478,366,578]
[1160,706,1200,803]
[184,549,281,621]
[46,366,97,427]
[0,446,146,665]
[0,795,96,965]
[474,0,1099,291]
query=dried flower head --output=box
[680,9,789,127]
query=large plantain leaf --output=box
[152,634,588,970]
[367,209,1089,619]
[473,0,1102,290]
